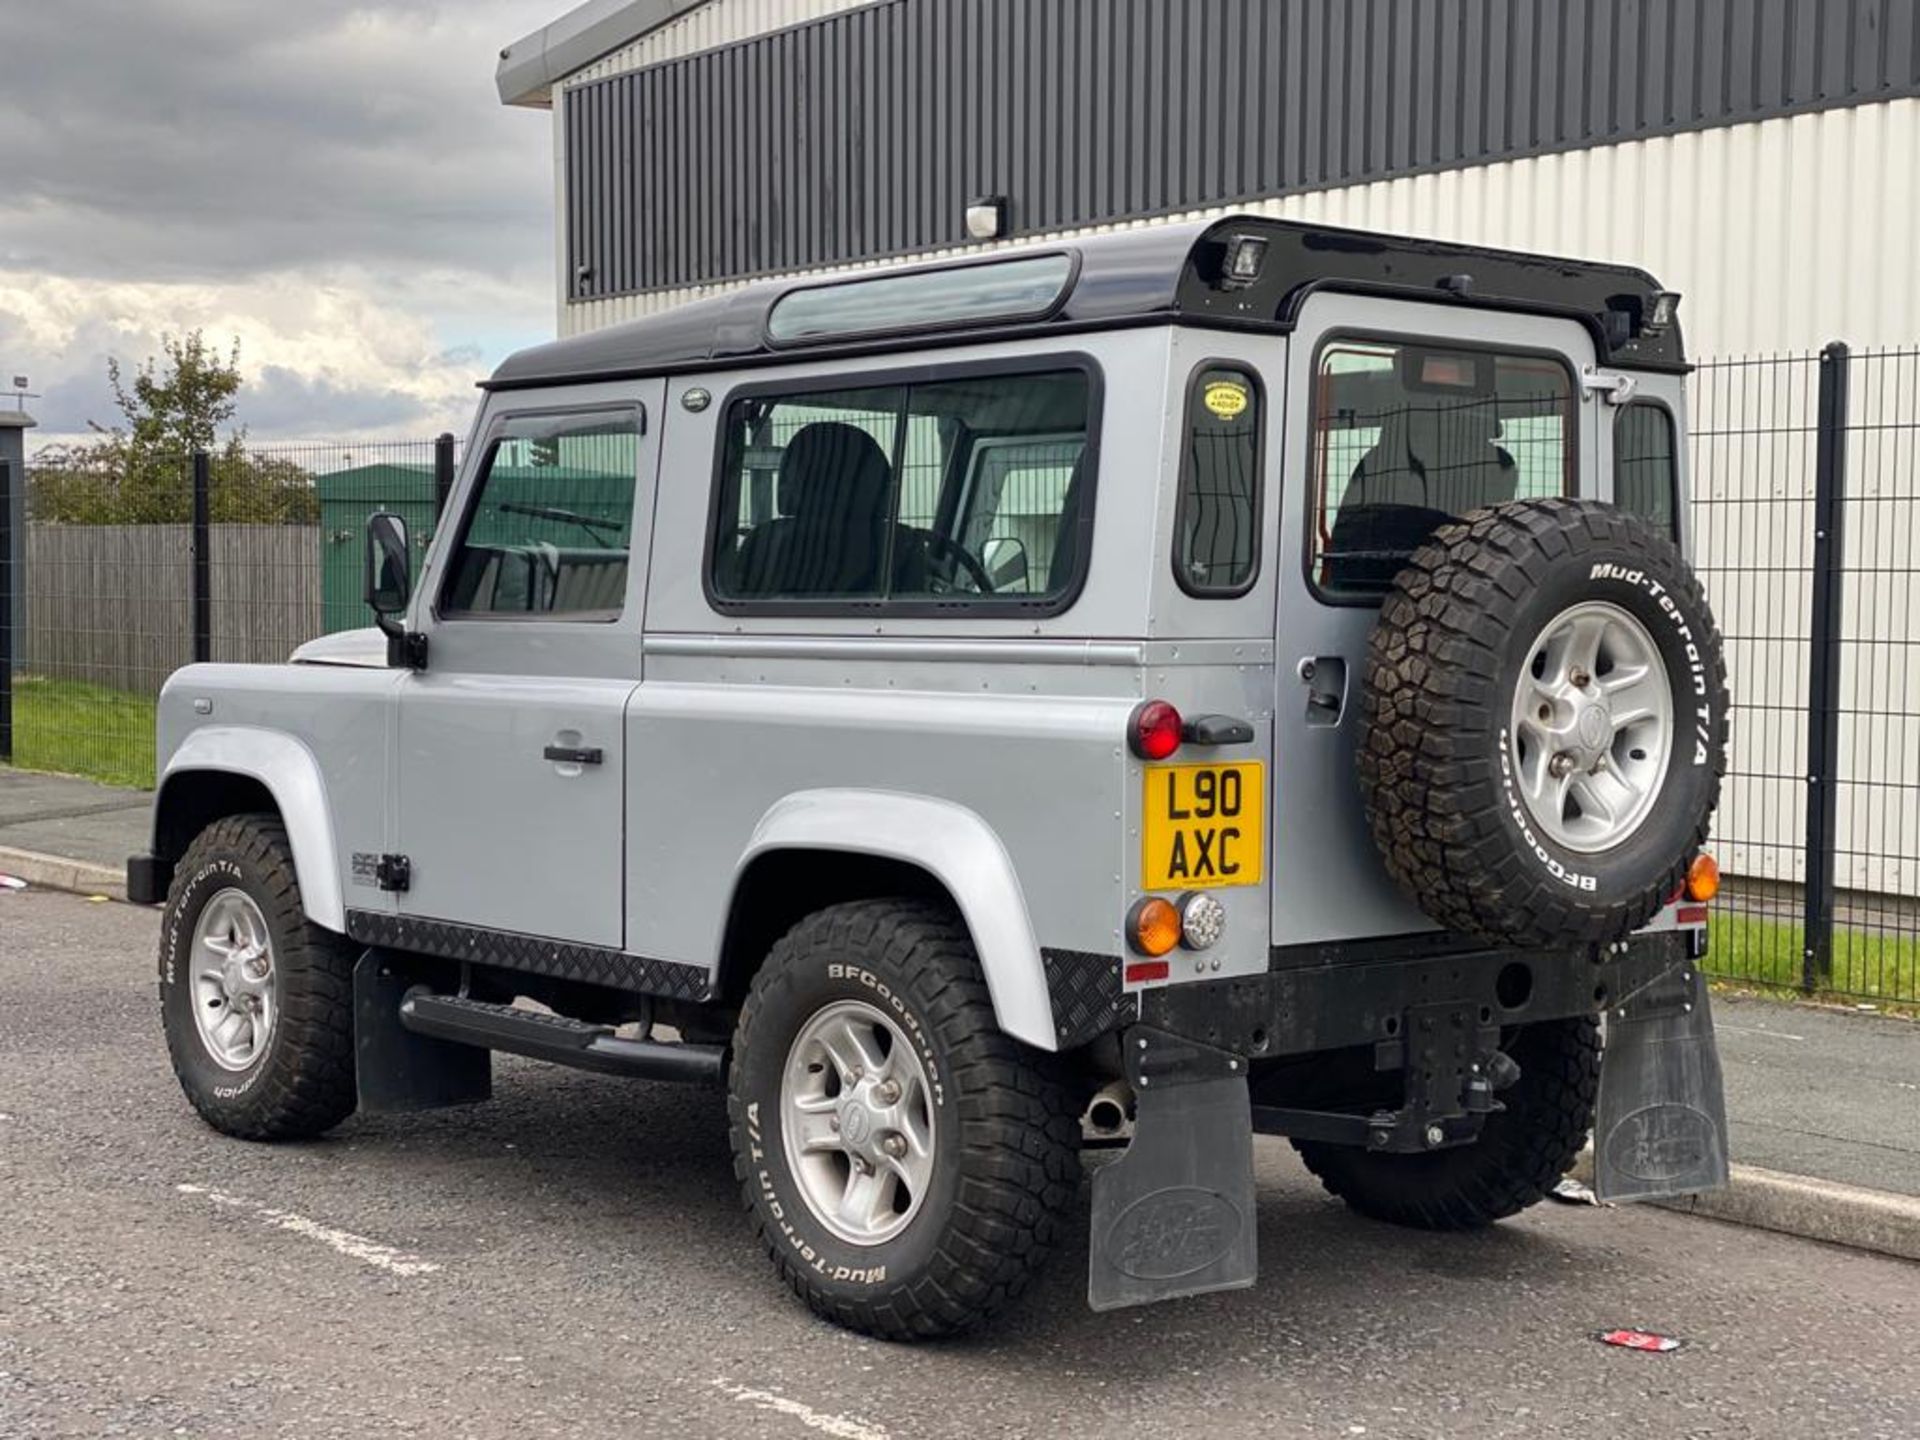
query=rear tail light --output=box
[1127,897,1181,956]
[1129,700,1183,760]
[1686,853,1721,903]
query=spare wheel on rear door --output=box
[1358,497,1729,948]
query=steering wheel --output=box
[920,532,996,594]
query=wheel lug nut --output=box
[1571,667,1591,688]
[828,1116,840,1132]
[873,1079,901,1105]
[1549,752,1576,779]
[881,1133,907,1159]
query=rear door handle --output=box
[543,744,604,766]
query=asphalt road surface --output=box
[3,888,1915,1440]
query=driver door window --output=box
[442,413,641,620]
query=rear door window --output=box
[1614,401,1678,536]
[1310,340,1575,599]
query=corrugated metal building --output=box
[498,0,1920,358]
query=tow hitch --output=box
[1248,998,1519,1153]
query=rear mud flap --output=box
[353,950,492,1113]
[1594,965,1730,1203]
[1088,1028,1257,1312]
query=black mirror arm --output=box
[386,628,429,670]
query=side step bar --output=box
[399,991,726,1086]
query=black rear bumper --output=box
[1140,931,1693,1061]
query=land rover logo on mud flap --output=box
[1202,381,1249,419]
[1105,1187,1243,1281]
[1603,1104,1718,1184]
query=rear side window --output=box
[1310,339,1575,600]
[1615,401,1678,536]
[441,412,641,620]
[709,367,1094,610]
[1174,366,1262,595]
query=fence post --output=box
[191,450,212,666]
[1802,341,1850,992]
[0,458,12,762]
[433,432,456,522]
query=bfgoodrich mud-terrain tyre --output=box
[1293,1017,1600,1230]
[728,900,1081,1340]
[159,814,357,1141]
[1360,498,1729,947]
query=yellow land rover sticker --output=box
[1203,381,1250,419]
[1142,761,1265,890]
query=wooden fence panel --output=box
[22,524,320,696]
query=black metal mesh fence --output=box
[1,438,453,789]
[1692,346,1920,1004]
[0,353,1917,1006]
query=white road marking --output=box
[175,1183,441,1277]
[711,1379,890,1440]
[1715,1023,1806,1042]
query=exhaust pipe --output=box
[1086,1080,1134,1137]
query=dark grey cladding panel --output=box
[565,0,1920,302]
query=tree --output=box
[26,331,317,525]
[107,330,242,466]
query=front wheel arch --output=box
[153,727,345,933]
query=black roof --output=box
[486,215,1684,390]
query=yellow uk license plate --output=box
[1142,762,1264,890]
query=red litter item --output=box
[1597,1329,1683,1353]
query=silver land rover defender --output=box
[134,216,1731,1339]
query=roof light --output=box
[1222,234,1269,287]
[1128,700,1183,761]
[1643,291,1681,336]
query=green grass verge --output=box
[7,674,157,790]
[1706,910,1920,1006]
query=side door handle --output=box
[543,744,604,766]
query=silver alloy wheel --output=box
[1509,600,1674,854]
[189,888,277,1072]
[781,998,937,1247]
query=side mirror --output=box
[365,511,412,617]
[365,512,427,669]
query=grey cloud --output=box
[242,364,445,436]
[0,1,555,282]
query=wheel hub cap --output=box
[1509,600,1674,854]
[189,888,277,1072]
[781,999,937,1247]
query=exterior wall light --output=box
[964,196,1009,241]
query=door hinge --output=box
[375,854,412,893]
[1580,366,1639,406]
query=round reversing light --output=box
[1178,892,1226,951]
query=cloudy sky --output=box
[0,1,562,448]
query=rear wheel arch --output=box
[716,791,1058,1050]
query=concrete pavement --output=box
[0,766,147,894]
[4,884,1917,1440]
